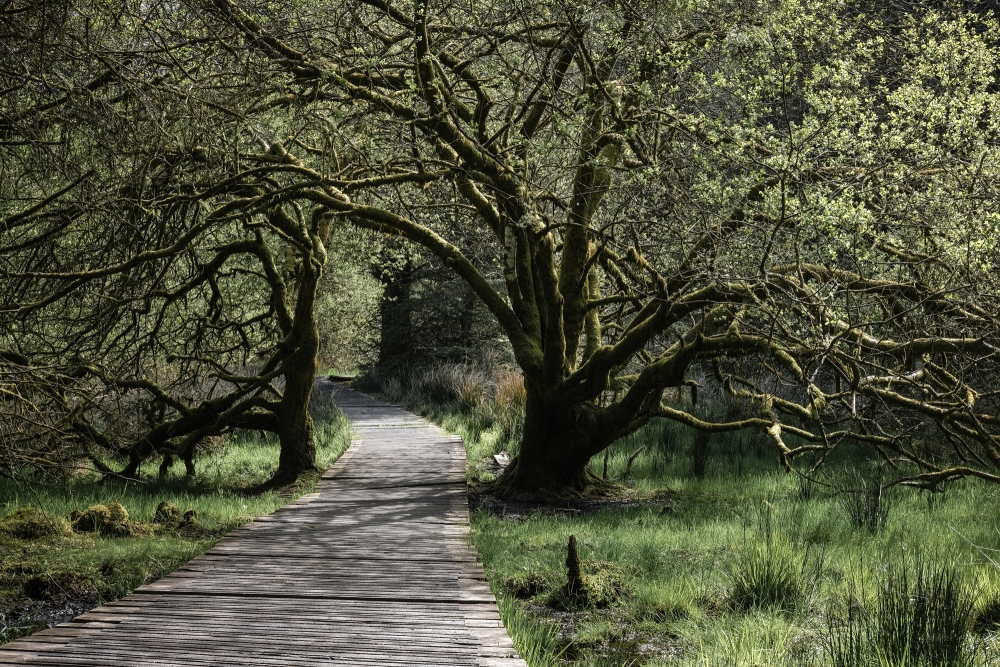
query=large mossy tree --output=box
[4,0,1000,496]
[199,0,1000,496]
[0,0,344,482]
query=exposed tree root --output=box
[482,459,623,503]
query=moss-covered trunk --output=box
[274,331,318,481]
[271,215,328,483]
[496,378,606,497]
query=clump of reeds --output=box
[825,559,981,667]
[835,466,894,533]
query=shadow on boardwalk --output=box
[0,385,524,667]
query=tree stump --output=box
[563,534,588,605]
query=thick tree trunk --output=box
[271,234,325,483]
[495,379,607,497]
[274,343,318,481]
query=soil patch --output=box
[469,485,673,520]
[1,590,98,642]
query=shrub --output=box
[825,560,980,667]
[455,371,486,412]
[409,363,466,405]
[495,368,526,409]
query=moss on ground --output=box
[0,409,350,644]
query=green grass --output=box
[0,406,350,643]
[378,377,1000,666]
[470,421,1000,666]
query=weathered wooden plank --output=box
[0,386,524,666]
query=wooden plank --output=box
[0,386,524,666]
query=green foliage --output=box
[314,226,383,372]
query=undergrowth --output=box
[0,383,350,643]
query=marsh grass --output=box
[825,559,983,667]
[834,466,895,533]
[0,395,350,642]
[728,539,803,613]
[351,362,1000,665]
[498,596,568,667]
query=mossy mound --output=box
[549,560,634,610]
[73,505,112,533]
[129,523,156,538]
[71,503,151,538]
[153,500,181,525]
[0,507,72,540]
[152,502,206,534]
[106,502,128,524]
[176,510,209,536]
[502,571,553,600]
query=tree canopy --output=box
[3,0,1000,495]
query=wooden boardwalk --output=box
[0,386,524,667]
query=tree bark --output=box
[270,210,328,483]
[496,377,610,496]
[274,341,318,481]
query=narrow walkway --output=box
[0,386,524,666]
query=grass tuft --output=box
[835,466,894,533]
[728,539,802,613]
[825,559,981,667]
